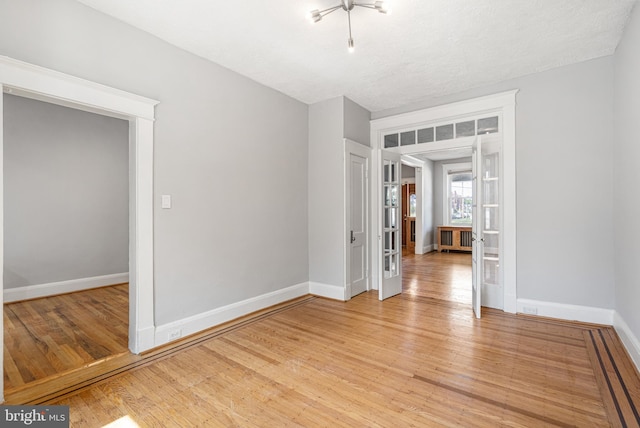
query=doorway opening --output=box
[0,57,158,402]
[370,90,517,314]
[401,151,473,306]
[3,93,130,393]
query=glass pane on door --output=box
[383,158,400,280]
[481,149,500,304]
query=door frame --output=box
[401,156,423,254]
[344,138,371,299]
[0,56,158,400]
[369,90,518,312]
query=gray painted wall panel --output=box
[3,94,128,288]
[422,160,435,248]
[0,0,309,325]
[308,97,344,287]
[308,96,371,288]
[375,57,616,309]
[614,4,640,343]
[343,97,371,147]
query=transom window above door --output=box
[383,115,499,148]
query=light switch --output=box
[161,195,171,209]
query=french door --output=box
[379,150,402,300]
[472,134,502,318]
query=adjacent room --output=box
[1,0,639,425]
[3,94,130,393]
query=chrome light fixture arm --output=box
[307,0,391,51]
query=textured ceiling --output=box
[76,0,635,112]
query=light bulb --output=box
[375,1,391,14]
[348,38,355,53]
[307,9,322,23]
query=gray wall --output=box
[308,97,344,287]
[424,160,435,249]
[343,97,371,146]
[420,160,435,250]
[308,96,371,287]
[614,4,640,345]
[374,57,616,309]
[402,165,415,179]
[433,157,472,230]
[0,0,309,325]
[3,94,128,288]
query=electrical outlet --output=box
[522,306,538,315]
[168,328,182,341]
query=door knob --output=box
[350,230,356,243]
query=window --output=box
[448,171,472,225]
[382,115,499,148]
[400,131,416,146]
[384,133,398,148]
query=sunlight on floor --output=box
[102,415,140,428]
[402,251,472,304]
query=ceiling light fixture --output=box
[307,0,391,52]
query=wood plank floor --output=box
[402,249,472,304]
[5,255,640,427]
[3,284,129,392]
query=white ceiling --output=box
[76,0,636,113]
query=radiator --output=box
[437,226,472,252]
[460,230,473,247]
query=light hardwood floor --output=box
[4,256,640,427]
[402,249,472,304]
[3,284,129,392]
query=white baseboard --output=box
[423,244,435,253]
[131,326,156,355]
[3,273,129,303]
[154,282,309,347]
[613,311,640,373]
[309,281,346,301]
[516,298,614,325]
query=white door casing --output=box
[0,56,158,401]
[370,90,517,312]
[379,149,402,300]
[345,139,370,298]
[472,136,483,318]
[401,155,424,255]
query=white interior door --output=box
[472,134,503,317]
[380,150,402,300]
[347,148,369,297]
[479,135,503,309]
[472,137,483,318]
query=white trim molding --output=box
[517,298,614,325]
[3,273,129,303]
[371,90,518,312]
[613,312,640,372]
[309,282,347,301]
[154,282,309,347]
[0,55,160,403]
[0,56,157,120]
